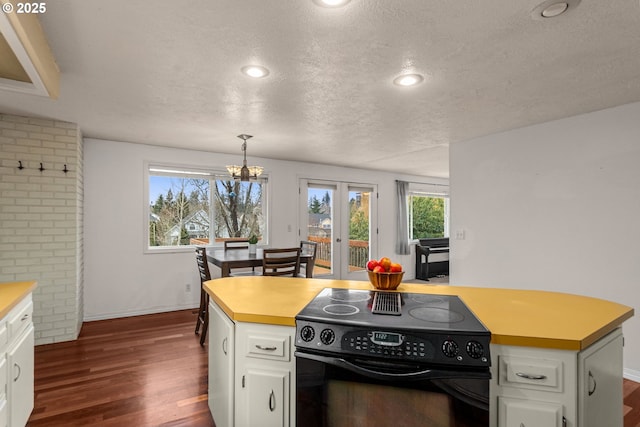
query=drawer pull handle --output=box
[268,390,276,411]
[21,314,30,321]
[515,372,547,380]
[256,345,277,351]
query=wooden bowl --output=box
[367,271,404,290]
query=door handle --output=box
[336,238,342,242]
[222,337,228,355]
[588,370,597,396]
[268,390,276,411]
[14,363,21,382]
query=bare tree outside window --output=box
[148,168,266,248]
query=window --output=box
[408,183,449,241]
[147,165,267,249]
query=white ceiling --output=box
[1,0,640,178]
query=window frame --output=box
[144,162,269,254]
[407,182,450,244]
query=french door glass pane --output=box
[306,185,335,276]
[348,189,371,273]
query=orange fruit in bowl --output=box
[378,257,392,271]
[389,262,402,273]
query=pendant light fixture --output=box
[226,134,263,181]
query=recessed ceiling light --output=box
[312,0,351,8]
[531,0,579,20]
[241,65,270,78]
[393,74,424,87]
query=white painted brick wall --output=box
[0,113,84,345]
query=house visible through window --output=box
[408,183,449,241]
[147,165,267,249]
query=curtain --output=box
[395,180,410,255]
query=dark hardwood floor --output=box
[626,379,640,427]
[27,309,214,427]
[26,309,640,426]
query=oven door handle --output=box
[295,351,490,381]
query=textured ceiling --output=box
[1,0,640,178]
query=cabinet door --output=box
[0,399,7,427]
[579,329,623,427]
[0,356,6,427]
[208,302,235,427]
[498,397,563,427]
[243,369,288,427]
[8,325,34,427]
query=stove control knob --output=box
[466,341,484,359]
[320,328,335,345]
[300,325,315,342]
[442,340,459,358]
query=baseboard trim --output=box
[83,304,198,322]
[624,368,640,382]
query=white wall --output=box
[83,138,443,320]
[450,101,640,380]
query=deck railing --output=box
[307,236,369,271]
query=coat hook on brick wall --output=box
[63,164,69,174]
[39,163,45,172]
[17,161,24,170]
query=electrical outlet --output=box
[185,283,191,292]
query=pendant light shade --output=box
[226,134,263,181]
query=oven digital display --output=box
[370,331,404,346]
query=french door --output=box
[299,179,377,280]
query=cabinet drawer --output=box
[499,355,563,392]
[245,333,290,362]
[8,299,33,341]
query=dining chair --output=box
[299,240,318,277]
[194,246,211,346]
[225,238,261,276]
[262,247,301,277]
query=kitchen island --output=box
[204,277,633,427]
[1,281,36,427]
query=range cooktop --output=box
[295,288,491,367]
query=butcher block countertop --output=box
[204,277,633,351]
[0,281,36,319]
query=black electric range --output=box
[295,288,491,369]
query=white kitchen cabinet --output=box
[578,328,623,427]
[491,327,624,427]
[0,356,7,427]
[7,326,33,427]
[498,396,563,427]
[208,301,235,427]
[1,293,34,427]
[208,300,295,427]
[234,322,295,427]
[242,368,288,427]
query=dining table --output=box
[207,247,315,278]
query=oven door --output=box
[295,350,490,427]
